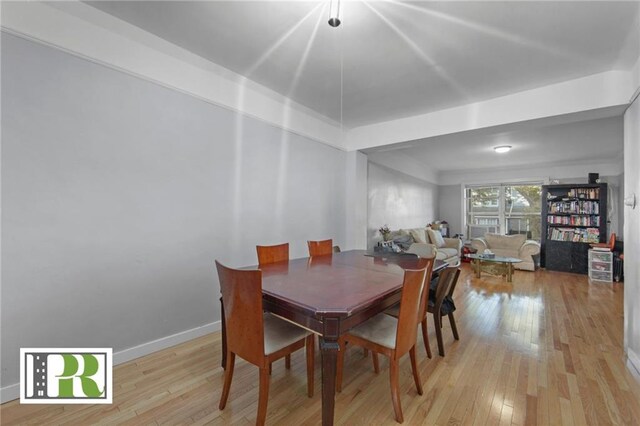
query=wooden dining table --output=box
[220,249,446,426]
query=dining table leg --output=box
[320,316,341,426]
[320,336,339,426]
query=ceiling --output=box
[87,1,639,129]
[365,112,625,174]
[83,1,634,174]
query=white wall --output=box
[367,162,438,248]
[344,151,369,250]
[624,95,640,375]
[438,184,463,237]
[1,34,347,394]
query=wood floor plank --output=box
[2,265,639,425]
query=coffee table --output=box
[466,254,522,282]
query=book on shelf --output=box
[547,227,600,243]
[591,246,611,251]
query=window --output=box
[465,183,542,240]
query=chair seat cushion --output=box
[349,313,398,349]
[263,313,310,355]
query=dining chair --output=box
[427,267,461,357]
[384,253,436,359]
[216,261,314,426]
[256,242,289,265]
[335,257,433,423]
[307,239,333,256]
[256,242,293,370]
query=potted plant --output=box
[379,225,391,241]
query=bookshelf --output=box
[541,183,607,274]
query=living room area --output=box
[365,112,625,274]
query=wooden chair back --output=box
[394,257,433,357]
[416,256,436,323]
[307,239,333,256]
[256,243,289,265]
[432,267,460,314]
[215,261,265,366]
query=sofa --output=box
[470,233,540,271]
[388,227,462,266]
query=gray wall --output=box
[1,34,347,387]
[438,184,462,237]
[367,162,438,248]
[624,95,640,373]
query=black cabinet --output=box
[541,183,607,274]
[544,240,590,274]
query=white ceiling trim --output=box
[347,70,636,151]
[0,1,346,150]
[438,158,624,186]
[367,151,439,184]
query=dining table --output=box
[220,249,446,426]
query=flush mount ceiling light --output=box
[328,0,341,27]
[494,145,512,153]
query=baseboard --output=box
[0,320,221,404]
[0,383,20,405]
[627,348,640,381]
[113,321,221,365]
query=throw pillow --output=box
[408,228,427,244]
[485,233,525,250]
[427,228,446,248]
[393,235,414,251]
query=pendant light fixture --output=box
[328,0,341,27]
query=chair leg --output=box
[257,367,270,426]
[219,352,235,410]
[449,313,460,340]
[409,347,423,395]
[434,314,445,357]
[421,319,432,359]
[268,363,272,375]
[285,354,291,369]
[305,335,314,397]
[389,359,404,423]
[363,348,369,358]
[372,351,380,374]
[336,338,346,392]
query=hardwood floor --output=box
[3,264,639,425]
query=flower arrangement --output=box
[378,225,391,241]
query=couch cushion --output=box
[407,228,427,244]
[427,228,446,248]
[484,233,526,251]
[491,248,520,259]
[406,243,437,258]
[437,248,458,258]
